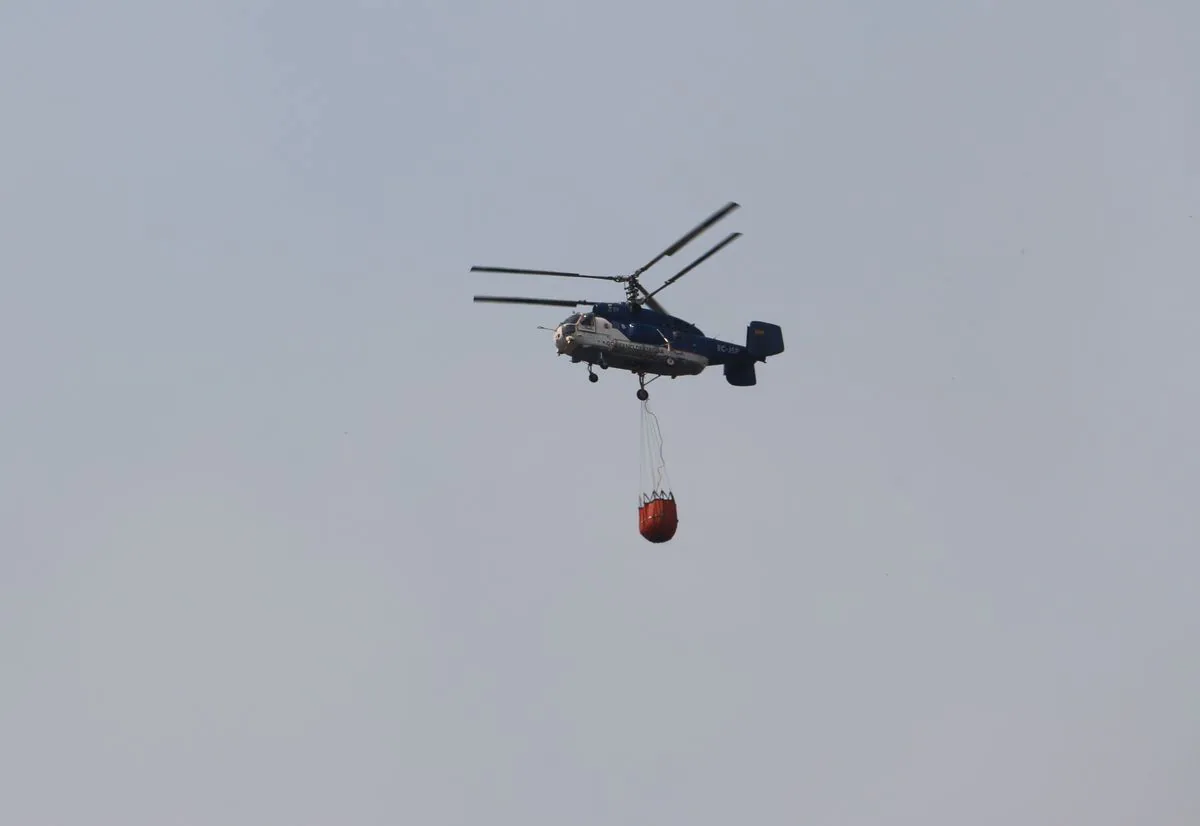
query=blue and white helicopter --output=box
[472,201,784,401]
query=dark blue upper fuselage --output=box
[587,302,704,337]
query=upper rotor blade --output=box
[471,266,620,282]
[646,231,741,299]
[632,201,739,276]
[474,295,592,308]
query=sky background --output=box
[3,1,1199,823]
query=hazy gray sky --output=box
[3,1,1198,823]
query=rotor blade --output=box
[646,231,742,299]
[474,295,593,308]
[471,266,620,282]
[642,294,669,315]
[632,201,739,276]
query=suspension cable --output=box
[640,399,670,496]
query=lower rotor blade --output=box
[642,294,669,315]
[647,231,741,299]
[471,266,618,281]
[474,295,591,308]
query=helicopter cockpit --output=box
[557,312,600,337]
[558,313,580,336]
[555,312,615,355]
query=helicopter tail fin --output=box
[724,360,757,386]
[723,322,783,386]
[746,321,784,360]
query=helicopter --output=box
[471,201,784,401]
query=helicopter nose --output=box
[554,327,573,353]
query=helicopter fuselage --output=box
[471,200,784,396]
[553,303,748,377]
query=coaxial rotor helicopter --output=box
[471,201,784,400]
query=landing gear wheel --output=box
[637,388,649,401]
